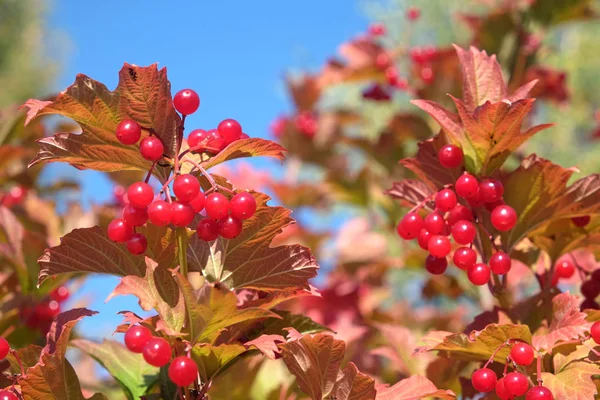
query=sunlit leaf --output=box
[375,375,456,400]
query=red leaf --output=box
[399,136,456,189]
[385,179,435,208]
[244,334,285,359]
[376,375,456,400]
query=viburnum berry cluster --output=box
[19,286,69,334]
[0,186,27,208]
[107,88,256,253]
[396,144,516,285]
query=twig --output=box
[144,161,159,183]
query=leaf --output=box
[196,138,286,170]
[261,311,332,336]
[0,206,27,288]
[71,339,159,400]
[190,343,248,382]
[330,362,377,400]
[375,375,456,400]
[529,0,596,26]
[23,64,178,180]
[244,334,285,359]
[399,136,456,190]
[188,191,319,291]
[530,216,600,260]
[385,179,435,208]
[541,361,600,400]
[18,308,108,400]
[532,292,592,350]
[106,258,185,335]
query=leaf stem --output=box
[174,115,186,174]
[177,227,189,279]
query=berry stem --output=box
[536,351,542,384]
[484,341,509,367]
[407,192,436,214]
[159,174,177,196]
[174,115,186,175]
[176,227,189,279]
[182,159,234,195]
[11,350,25,377]
[144,160,159,184]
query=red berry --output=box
[495,378,512,400]
[143,337,172,367]
[35,300,60,320]
[0,391,17,400]
[197,218,219,241]
[451,220,476,245]
[230,192,256,220]
[435,189,457,212]
[504,372,529,396]
[127,182,154,208]
[453,247,477,270]
[485,198,505,212]
[421,67,434,84]
[240,132,249,139]
[479,179,504,203]
[173,174,200,203]
[188,192,206,213]
[466,191,484,209]
[406,6,421,21]
[2,186,27,207]
[526,386,553,400]
[375,53,391,70]
[511,342,535,366]
[385,67,398,86]
[148,200,172,226]
[471,368,497,393]
[417,229,431,250]
[428,235,451,258]
[555,260,575,279]
[50,286,70,303]
[581,279,600,299]
[108,218,134,242]
[447,204,473,226]
[425,255,447,275]
[173,89,200,115]
[188,129,209,150]
[424,212,446,235]
[206,129,226,153]
[122,204,148,227]
[455,173,479,199]
[592,269,600,282]
[572,215,591,227]
[113,185,126,206]
[438,144,463,168]
[468,263,491,286]
[127,233,148,255]
[124,325,152,353]
[168,356,199,387]
[139,136,164,161]
[491,205,517,231]
[368,23,386,36]
[217,119,242,144]
[0,338,9,360]
[591,321,600,344]
[205,193,230,220]
[295,111,318,137]
[218,216,243,239]
[489,252,511,275]
[171,202,195,227]
[116,119,142,145]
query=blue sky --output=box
[47,1,370,340]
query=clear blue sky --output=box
[47,1,370,340]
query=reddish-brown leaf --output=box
[244,334,285,359]
[191,343,248,383]
[399,136,456,190]
[375,375,456,400]
[385,179,435,208]
[195,138,286,171]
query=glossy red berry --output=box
[438,144,463,168]
[435,189,457,212]
[122,204,148,227]
[240,132,249,139]
[173,174,200,203]
[466,191,484,209]
[0,338,9,360]
[591,321,600,344]
[173,89,200,115]
[526,386,553,400]
[489,252,512,275]
[188,129,208,150]
[572,215,591,227]
[424,212,446,235]
[124,325,152,353]
[479,179,504,203]
[485,198,505,212]
[491,205,517,231]
[218,216,243,239]
[471,368,497,393]
[406,6,421,21]
[168,356,199,387]
[171,202,195,227]
[197,218,219,241]
[368,23,386,36]
[217,118,242,144]
[428,235,451,258]
[447,204,473,226]
[206,129,226,153]
[453,247,477,270]
[505,372,529,396]
[205,193,230,220]
[0,391,17,400]
[116,119,142,145]
[451,220,476,245]
[417,229,431,250]
[127,182,154,208]
[143,337,172,367]
[455,173,479,199]
[581,279,600,299]
[50,286,70,303]
[229,192,257,220]
[108,218,134,242]
[425,255,447,275]
[148,200,172,226]
[555,260,575,279]
[188,192,206,213]
[127,233,147,255]
[495,377,511,400]
[468,263,491,286]
[2,186,27,207]
[139,136,164,161]
[510,342,535,366]
[35,300,60,320]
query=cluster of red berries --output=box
[124,325,198,387]
[0,186,27,208]
[269,112,318,139]
[409,45,439,84]
[20,286,69,334]
[397,144,518,285]
[472,342,553,400]
[0,338,17,400]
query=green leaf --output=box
[530,216,600,260]
[71,339,159,400]
[188,190,319,291]
[375,375,456,400]
[191,343,248,382]
[529,0,595,26]
[261,311,332,336]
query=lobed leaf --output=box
[190,343,248,383]
[541,361,600,400]
[385,179,435,208]
[375,375,456,400]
